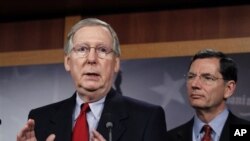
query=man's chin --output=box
[79,85,100,92]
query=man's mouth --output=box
[85,72,99,76]
[190,94,204,99]
[84,72,100,80]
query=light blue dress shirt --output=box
[73,93,106,138]
[192,108,229,141]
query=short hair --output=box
[64,18,121,57]
[188,48,238,82]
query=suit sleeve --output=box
[144,106,168,141]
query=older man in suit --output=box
[167,49,250,141]
[17,18,167,141]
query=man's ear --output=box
[114,57,120,73]
[64,55,71,72]
[224,80,236,99]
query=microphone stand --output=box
[106,122,113,141]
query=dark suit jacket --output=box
[167,112,250,141]
[28,88,167,141]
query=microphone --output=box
[106,122,113,141]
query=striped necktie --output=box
[201,124,212,141]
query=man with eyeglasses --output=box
[16,18,167,141]
[167,49,250,141]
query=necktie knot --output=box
[203,125,212,134]
[201,124,212,141]
[81,103,90,113]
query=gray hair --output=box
[64,18,121,56]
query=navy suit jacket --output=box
[167,112,250,141]
[28,88,167,141]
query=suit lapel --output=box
[49,94,76,141]
[177,119,193,141]
[220,114,230,141]
[219,112,242,141]
[97,89,128,141]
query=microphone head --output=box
[106,122,113,128]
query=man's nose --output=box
[86,48,98,63]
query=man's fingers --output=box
[46,134,56,141]
[26,119,36,138]
[27,119,35,129]
[16,119,36,141]
[92,129,106,141]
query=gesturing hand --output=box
[17,119,56,141]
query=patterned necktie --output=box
[72,103,90,141]
[201,124,212,141]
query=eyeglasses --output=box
[185,73,224,85]
[71,45,114,59]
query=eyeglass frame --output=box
[70,45,114,59]
[185,72,224,85]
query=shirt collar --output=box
[193,108,229,139]
[75,92,106,120]
[209,109,229,137]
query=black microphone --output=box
[106,121,113,141]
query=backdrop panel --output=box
[1,53,250,140]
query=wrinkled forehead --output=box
[74,26,112,39]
